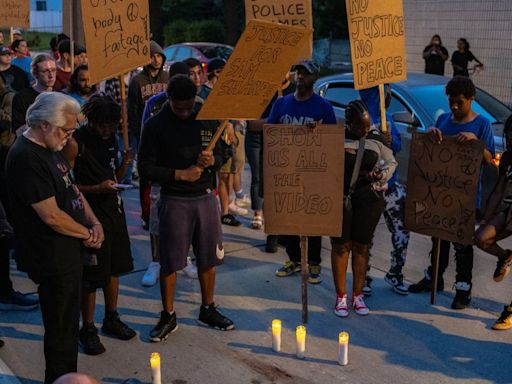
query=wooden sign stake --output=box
[119,74,129,150]
[300,235,308,323]
[205,120,230,152]
[430,237,441,304]
[379,83,387,133]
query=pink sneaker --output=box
[334,294,349,317]
[352,294,370,316]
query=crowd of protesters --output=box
[0,29,511,383]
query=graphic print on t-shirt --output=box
[278,114,316,125]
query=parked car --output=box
[163,42,233,73]
[314,72,512,211]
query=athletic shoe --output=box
[408,272,444,293]
[251,216,263,230]
[0,339,4,348]
[150,311,178,342]
[492,306,512,330]
[198,304,235,331]
[362,276,373,297]
[384,273,409,295]
[235,195,251,208]
[275,261,301,277]
[308,265,322,284]
[334,294,349,317]
[493,251,512,282]
[265,235,278,253]
[0,290,39,311]
[221,214,241,226]
[141,262,160,287]
[451,282,471,310]
[102,311,136,340]
[183,256,198,279]
[228,202,249,216]
[352,294,370,316]
[80,325,106,355]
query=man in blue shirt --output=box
[269,60,337,284]
[409,76,495,309]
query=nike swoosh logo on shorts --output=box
[216,244,225,260]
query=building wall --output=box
[30,0,62,12]
[403,0,512,106]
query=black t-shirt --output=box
[5,135,86,282]
[11,87,39,132]
[0,65,29,92]
[451,50,477,77]
[423,44,448,76]
[73,127,123,229]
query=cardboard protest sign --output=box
[80,0,151,84]
[263,124,344,236]
[245,0,312,58]
[0,0,29,28]
[405,133,484,245]
[346,0,407,90]
[197,19,312,121]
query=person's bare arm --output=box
[80,193,104,246]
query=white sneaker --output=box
[228,202,248,216]
[334,294,349,317]
[235,195,251,208]
[183,257,198,279]
[141,261,160,287]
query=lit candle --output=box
[150,352,161,384]
[338,331,349,366]
[296,325,306,359]
[272,319,282,352]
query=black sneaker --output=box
[102,311,136,340]
[451,282,471,310]
[221,214,241,227]
[408,275,444,293]
[0,290,39,311]
[493,251,512,282]
[0,339,4,348]
[362,276,373,297]
[79,325,106,355]
[150,311,178,342]
[384,273,409,295]
[265,235,278,253]
[198,303,235,331]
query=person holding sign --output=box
[331,100,397,317]
[139,75,234,341]
[269,60,336,284]
[475,114,512,330]
[409,76,495,310]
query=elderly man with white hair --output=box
[5,92,104,384]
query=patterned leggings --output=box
[383,183,410,275]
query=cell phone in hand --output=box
[114,183,134,190]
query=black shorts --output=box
[331,188,385,246]
[82,213,133,291]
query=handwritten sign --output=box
[245,0,312,58]
[346,0,406,90]
[0,0,29,28]
[405,133,484,245]
[80,0,150,84]
[197,19,312,121]
[263,124,344,236]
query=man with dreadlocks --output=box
[62,95,136,355]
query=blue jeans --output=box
[245,130,264,212]
[117,132,138,184]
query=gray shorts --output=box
[149,185,161,235]
[158,193,224,274]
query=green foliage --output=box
[1,30,54,51]
[163,19,225,45]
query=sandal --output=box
[251,216,263,230]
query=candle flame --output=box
[339,331,349,343]
[296,325,306,336]
[272,319,282,329]
[150,352,160,368]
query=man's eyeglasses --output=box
[38,69,57,76]
[56,125,78,137]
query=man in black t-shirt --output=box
[62,96,135,355]
[6,92,104,384]
[422,35,449,76]
[11,53,56,133]
[0,46,29,91]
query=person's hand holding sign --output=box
[427,127,443,144]
[197,150,215,168]
[176,166,203,182]
[455,131,478,142]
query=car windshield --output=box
[197,46,233,60]
[408,85,504,124]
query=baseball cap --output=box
[12,29,22,35]
[292,60,320,75]
[0,46,11,55]
[207,58,226,73]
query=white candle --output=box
[296,325,306,359]
[150,352,161,384]
[338,331,349,366]
[272,319,282,352]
